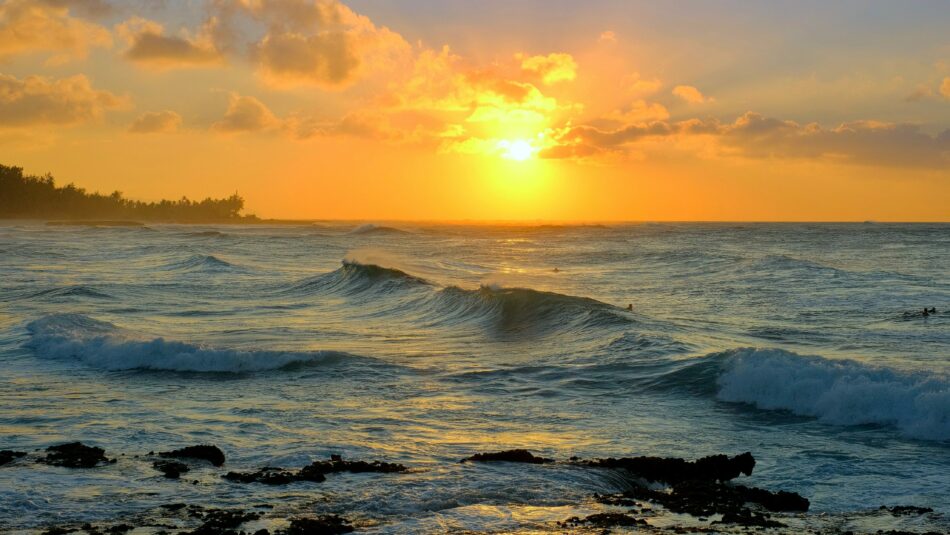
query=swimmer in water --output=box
[627,304,633,311]
[922,308,930,317]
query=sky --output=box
[1,0,949,221]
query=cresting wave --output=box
[286,260,431,296]
[283,259,634,334]
[714,348,950,441]
[162,254,240,272]
[348,223,410,235]
[25,313,355,373]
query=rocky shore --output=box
[0,443,945,534]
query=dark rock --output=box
[0,450,27,466]
[461,449,554,464]
[224,457,406,485]
[41,528,77,535]
[37,442,113,468]
[162,503,187,511]
[879,505,934,516]
[733,484,810,512]
[559,513,647,528]
[279,516,353,535]
[158,445,225,467]
[300,457,407,476]
[252,530,270,535]
[182,508,261,535]
[153,460,189,479]
[715,509,785,528]
[105,525,132,534]
[580,452,755,484]
[224,467,306,485]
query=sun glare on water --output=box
[498,139,536,161]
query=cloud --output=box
[625,72,662,97]
[241,0,411,88]
[721,112,950,168]
[0,72,125,127]
[603,100,670,123]
[941,77,950,99]
[0,0,112,63]
[518,52,577,84]
[540,111,950,168]
[905,85,935,102]
[117,17,223,68]
[212,93,279,133]
[40,0,114,18]
[128,110,181,133]
[599,30,616,43]
[672,85,710,104]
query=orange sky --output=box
[1,0,949,221]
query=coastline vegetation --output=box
[0,164,258,223]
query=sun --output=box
[498,139,535,161]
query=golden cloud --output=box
[212,93,279,133]
[117,17,223,68]
[128,110,182,134]
[672,84,709,104]
[243,0,411,88]
[0,0,111,63]
[540,111,950,168]
[518,52,577,85]
[0,72,125,127]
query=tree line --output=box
[0,164,258,222]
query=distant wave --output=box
[185,230,229,238]
[714,348,950,441]
[25,313,355,373]
[162,254,240,272]
[281,258,633,335]
[286,260,431,296]
[425,284,633,335]
[24,285,114,301]
[348,223,410,236]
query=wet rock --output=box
[40,528,76,535]
[153,460,190,479]
[278,516,353,535]
[300,457,407,476]
[182,508,261,535]
[158,445,226,467]
[559,512,647,528]
[715,509,785,528]
[0,450,26,466]
[599,478,808,518]
[880,505,934,516]
[37,442,113,468]
[461,449,554,464]
[224,456,406,485]
[580,452,755,484]
[224,467,306,485]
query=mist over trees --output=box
[0,164,258,222]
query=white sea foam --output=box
[716,348,950,441]
[26,313,347,373]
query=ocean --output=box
[0,221,947,533]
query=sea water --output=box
[0,222,947,532]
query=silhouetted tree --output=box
[0,164,258,222]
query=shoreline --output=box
[1,443,944,534]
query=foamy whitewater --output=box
[0,222,947,532]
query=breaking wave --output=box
[25,313,355,373]
[162,254,240,272]
[287,260,431,296]
[349,224,410,235]
[714,348,950,441]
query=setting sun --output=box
[498,139,536,161]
